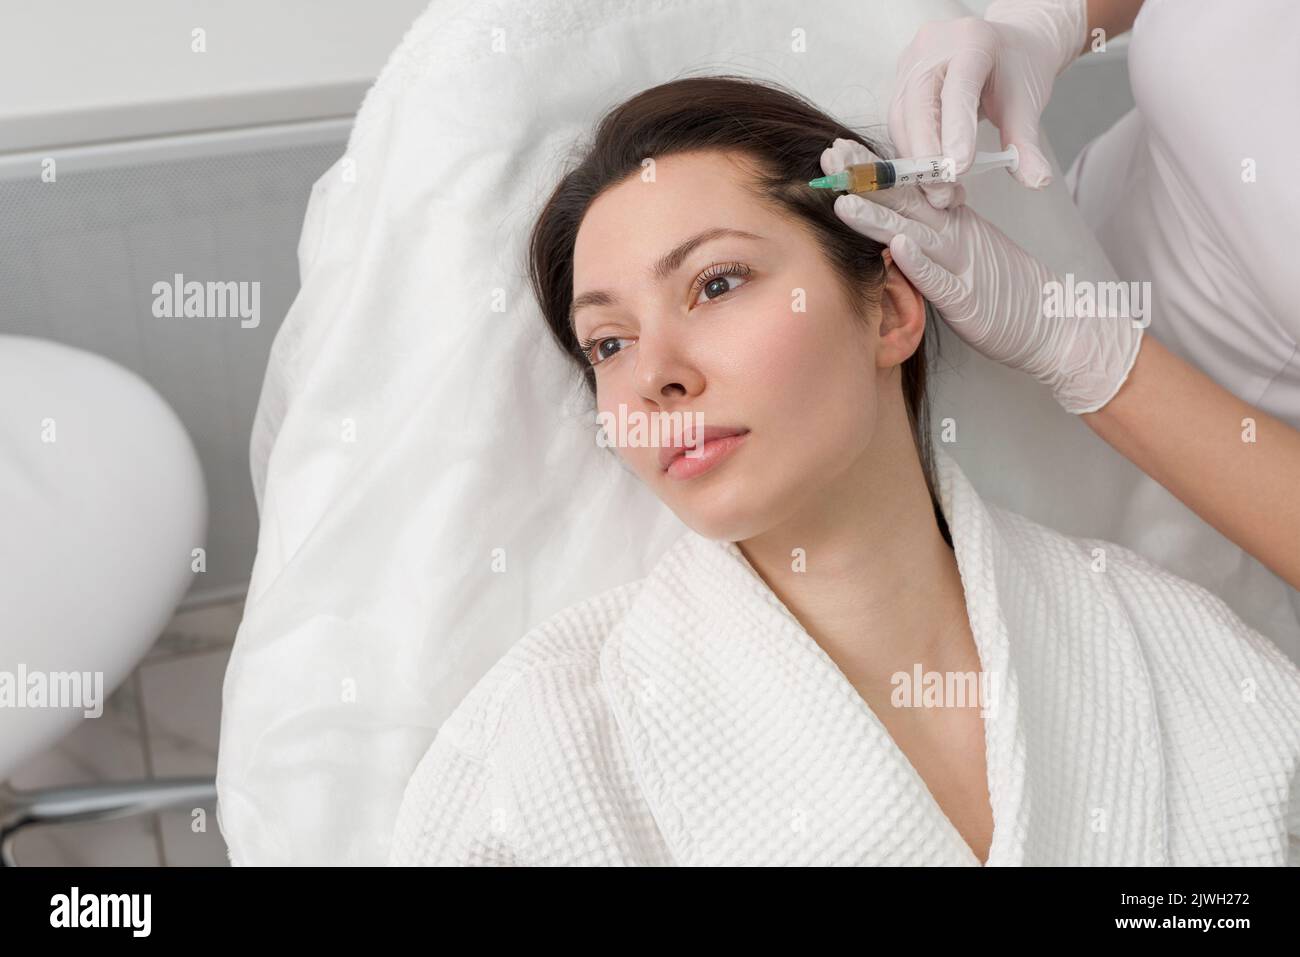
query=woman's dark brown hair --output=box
[527,73,950,547]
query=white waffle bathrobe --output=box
[388,448,1300,866]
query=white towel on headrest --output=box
[217,0,1300,866]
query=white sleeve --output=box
[386,731,521,867]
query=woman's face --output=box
[571,149,916,542]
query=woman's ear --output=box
[875,245,927,370]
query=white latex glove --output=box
[821,138,1142,415]
[889,0,1088,208]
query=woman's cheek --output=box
[748,295,878,448]
[712,297,824,388]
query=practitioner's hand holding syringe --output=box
[819,136,1142,415]
[825,0,1145,414]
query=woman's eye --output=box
[579,264,750,366]
[582,336,633,367]
[693,263,751,306]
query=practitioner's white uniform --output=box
[1067,0,1300,425]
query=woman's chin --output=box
[665,480,774,543]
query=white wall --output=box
[0,0,429,152]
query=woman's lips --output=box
[660,427,750,480]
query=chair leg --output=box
[0,777,217,866]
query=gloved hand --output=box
[822,138,1142,415]
[889,0,1088,208]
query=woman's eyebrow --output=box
[570,227,764,330]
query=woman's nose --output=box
[632,332,700,400]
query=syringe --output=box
[808,145,1019,194]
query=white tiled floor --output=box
[7,598,244,866]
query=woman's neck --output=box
[736,410,971,693]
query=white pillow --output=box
[217,0,1299,866]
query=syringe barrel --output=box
[843,157,951,192]
[886,156,953,186]
[840,147,1016,194]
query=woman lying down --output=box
[388,76,1300,867]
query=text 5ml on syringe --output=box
[808,145,1018,193]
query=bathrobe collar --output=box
[598,447,1168,866]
